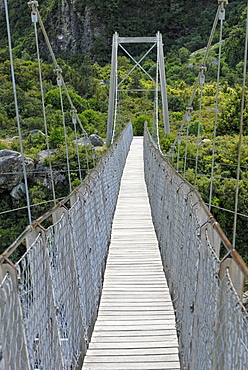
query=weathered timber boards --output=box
[82,137,180,370]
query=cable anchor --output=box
[54,66,63,86]
[31,10,38,23]
[27,0,39,8]
[71,108,77,124]
[186,106,193,122]
[218,0,228,20]
[199,65,207,85]
[28,1,38,23]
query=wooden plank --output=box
[90,337,178,344]
[91,330,178,338]
[100,295,172,300]
[81,137,180,369]
[98,306,174,311]
[88,343,178,350]
[86,348,179,356]
[82,363,180,370]
[97,316,176,321]
[84,354,179,363]
[91,325,177,333]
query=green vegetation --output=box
[0,0,248,265]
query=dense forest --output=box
[0,0,248,266]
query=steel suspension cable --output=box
[4,0,32,224]
[57,72,72,193]
[209,8,225,211]
[111,55,118,144]
[188,3,222,107]
[183,106,193,176]
[72,112,82,182]
[169,2,226,157]
[183,123,189,175]
[232,2,248,248]
[194,68,205,185]
[31,7,56,205]
[176,134,181,172]
[155,45,160,150]
[28,1,96,169]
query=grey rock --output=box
[38,149,56,164]
[89,134,104,146]
[44,2,105,57]
[10,182,26,199]
[26,130,45,141]
[28,129,45,136]
[73,137,89,146]
[198,139,211,146]
[0,150,34,193]
[28,165,66,189]
[53,171,66,185]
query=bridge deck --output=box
[82,137,180,370]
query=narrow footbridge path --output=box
[82,137,180,369]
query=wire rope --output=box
[0,197,65,216]
[154,44,160,150]
[176,133,181,172]
[183,107,192,176]
[194,68,205,185]
[152,94,156,140]
[28,1,96,169]
[72,112,82,182]
[169,3,225,157]
[180,168,248,184]
[4,0,32,224]
[31,6,56,205]
[179,157,248,172]
[111,54,119,144]
[183,126,189,176]
[206,204,248,219]
[209,3,225,212]
[232,2,248,248]
[188,3,222,107]
[0,167,88,176]
[57,72,72,193]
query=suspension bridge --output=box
[1,1,248,369]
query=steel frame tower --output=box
[106,32,170,145]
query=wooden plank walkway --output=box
[82,137,180,370]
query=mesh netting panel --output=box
[47,212,86,368]
[0,268,30,370]
[144,128,248,370]
[0,123,133,369]
[17,233,63,369]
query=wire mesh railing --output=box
[144,126,248,370]
[0,122,133,370]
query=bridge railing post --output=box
[219,258,244,301]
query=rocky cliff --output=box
[46,1,105,56]
[0,0,246,62]
[0,0,225,62]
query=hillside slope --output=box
[0,0,246,63]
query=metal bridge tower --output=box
[106,32,170,145]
